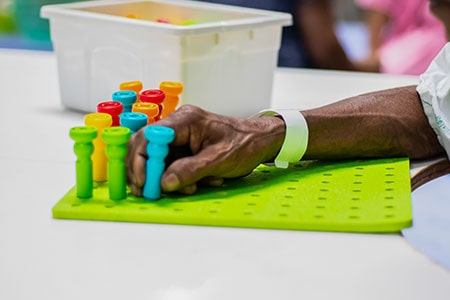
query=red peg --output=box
[97,101,123,126]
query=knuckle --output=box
[177,104,204,116]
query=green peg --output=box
[101,127,131,200]
[69,126,97,198]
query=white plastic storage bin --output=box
[41,0,291,117]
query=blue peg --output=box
[143,126,175,200]
[120,112,148,133]
[112,90,137,113]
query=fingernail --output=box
[209,177,224,187]
[163,173,180,192]
[180,184,197,195]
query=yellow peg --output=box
[84,112,112,182]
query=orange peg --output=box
[159,81,183,118]
[132,102,159,124]
[120,81,143,101]
[84,112,112,182]
[140,89,165,121]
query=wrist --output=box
[252,109,309,168]
[256,115,286,163]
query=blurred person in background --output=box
[354,0,447,75]
[197,0,359,70]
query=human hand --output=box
[126,105,286,195]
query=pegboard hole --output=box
[71,203,81,207]
[250,194,261,197]
[385,180,394,184]
[385,196,394,200]
[284,195,293,199]
[385,214,395,218]
[349,215,359,219]
[384,205,394,209]
[321,181,330,184]
[355,167,365,170]
[320,189,329,192]
[317,197,327,200]
[279,213,288,217]
[323,173,333,176]
[314,215,324,219]
[353,181,362,185]
[350,206,360,210]
[351,197,360,201]
[287,187,297,190]
[105,204,115,208]
[243,211,253,215]
[247,202,257,206]
[289,179,299,182]
[352,189,362,193]
[316,205,325,209]
[385,173,394,177]
[281,203,292,208]
[354,174,363,177]
[173,208,183,212]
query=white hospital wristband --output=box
[252,109,309,168]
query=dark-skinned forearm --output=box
[301,86,445,160]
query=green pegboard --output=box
[53,158,412,232]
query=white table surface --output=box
[1,49,449,300]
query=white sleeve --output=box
[417,42,450,160]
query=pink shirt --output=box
[356,0,447,75]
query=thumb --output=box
[161,149,220,192]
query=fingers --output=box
[126,129,148,196]
[179,184,198,195]
[201,176,224,187]
[161,143,230,193]
[174,177,223,195]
